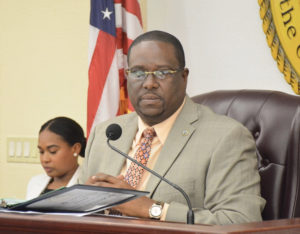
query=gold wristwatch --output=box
[149,201,163,219]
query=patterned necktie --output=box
[125,127,156,188]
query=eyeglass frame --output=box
[125,68,184,81]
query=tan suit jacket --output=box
[80,96,265,225]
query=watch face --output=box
[151,205,162,217]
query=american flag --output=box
[87,0,143,136]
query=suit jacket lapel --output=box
[146,97,199,197]
[105,114,138,176]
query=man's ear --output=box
[183,68,189,83]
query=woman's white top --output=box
[26,166,82,200]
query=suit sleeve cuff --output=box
[160,203,169,221]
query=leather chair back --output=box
[192,89,300,220]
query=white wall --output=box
[146,0,295,96]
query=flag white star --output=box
[101,8,113,20]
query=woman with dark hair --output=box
[26,117,86,199]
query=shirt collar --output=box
[137,97,186,145]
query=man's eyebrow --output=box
[128,65,145,69]
[129,65,175,69]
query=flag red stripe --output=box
[116,28,133,54]
[87,31,116,134]
[114,0,142,26]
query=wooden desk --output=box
[0,213,300,234]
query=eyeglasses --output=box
[125,69,183,80]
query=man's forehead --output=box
[131,40,174,50]
[128,41,177,65]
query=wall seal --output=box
[258,0,300,94]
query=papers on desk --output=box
[0,184,148,215]
[0,198,25,207]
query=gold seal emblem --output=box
[258,0,300,94]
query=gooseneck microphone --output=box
[106,123,195,224]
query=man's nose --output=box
[142,74,159,89]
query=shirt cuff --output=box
[160,203,169,221]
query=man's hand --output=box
[85,173,154,218]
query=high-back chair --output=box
[192,89,300,220]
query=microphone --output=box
[106,124,195,224]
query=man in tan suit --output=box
[80,30,265,224]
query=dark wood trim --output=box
[0,213,300,233]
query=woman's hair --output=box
[39,116,86,157]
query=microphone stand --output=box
[107,139,195,224]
